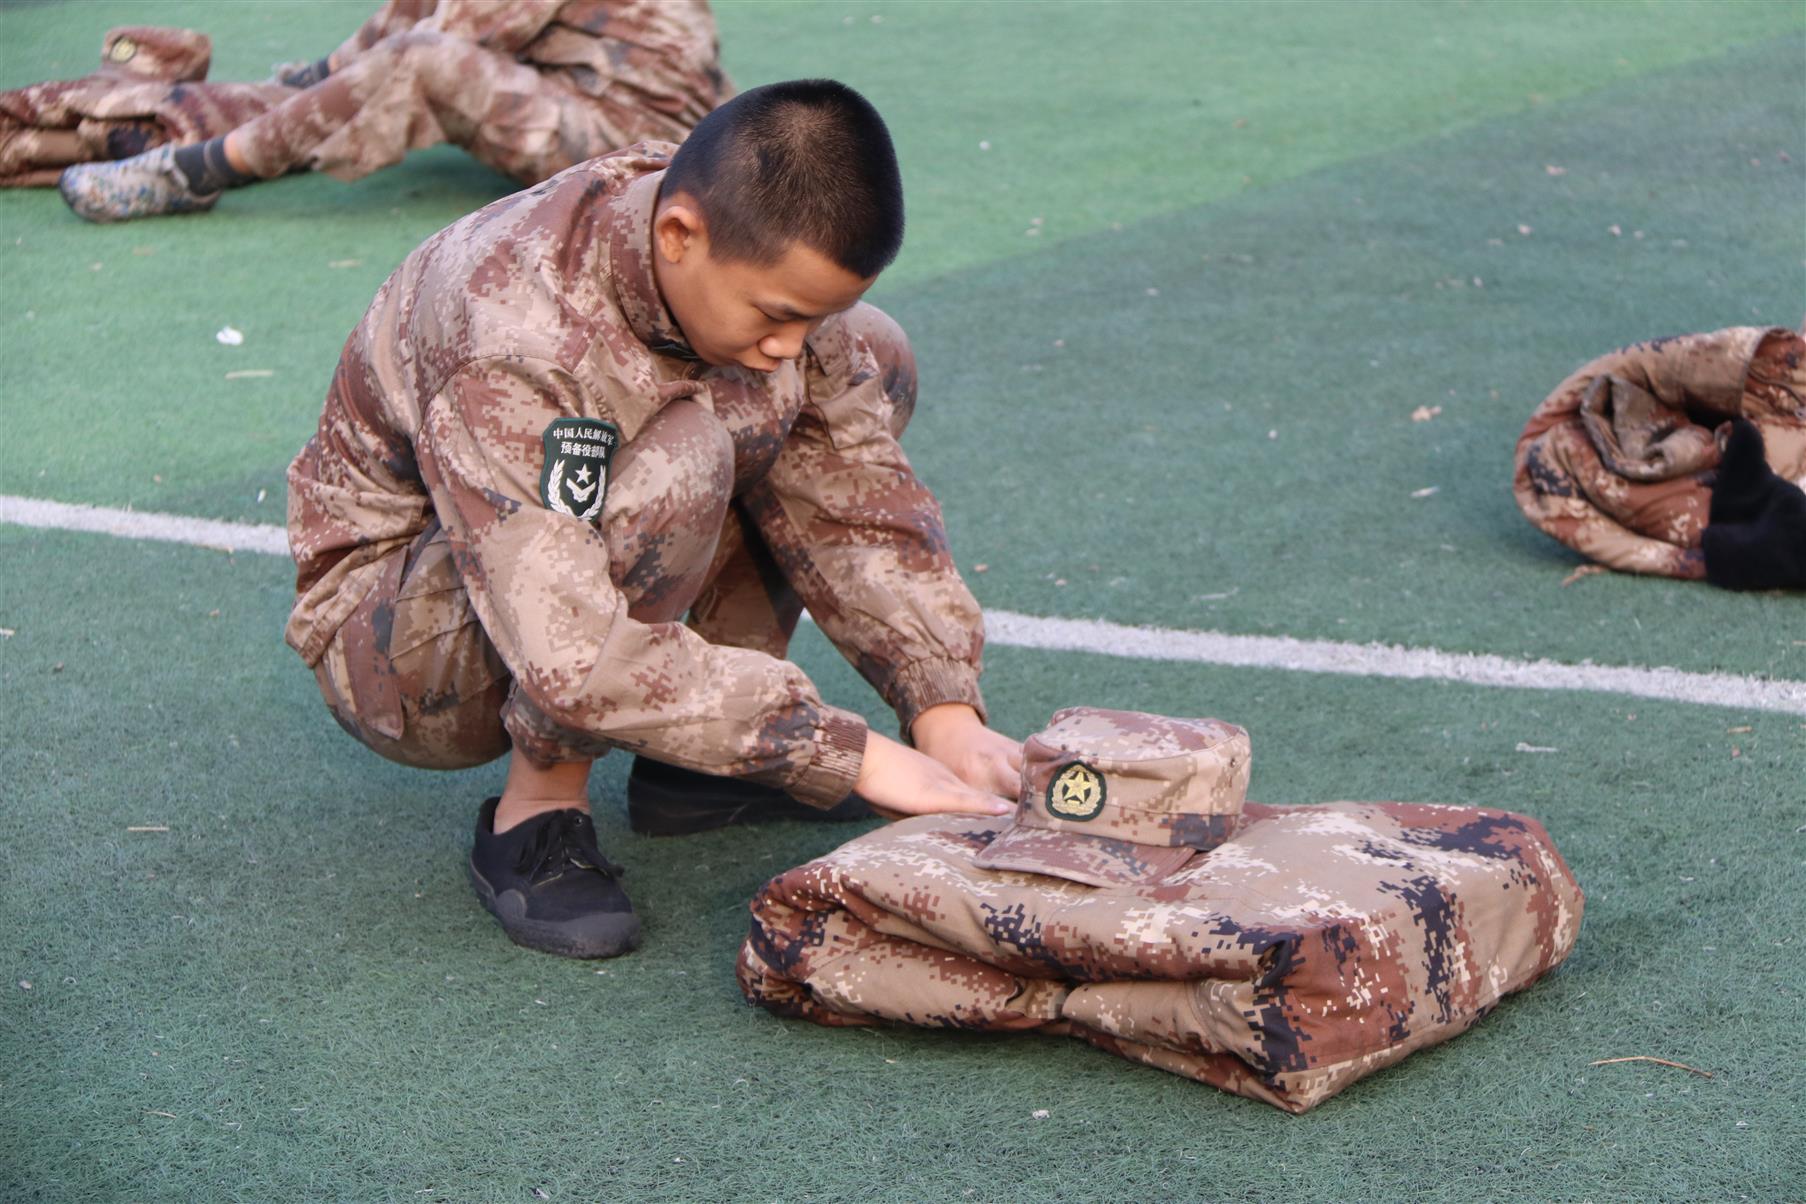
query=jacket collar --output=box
[611,170,699,362]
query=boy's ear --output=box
[654,198,707,265]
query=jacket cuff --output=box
[888,657,987,739]
[786,706,868,809]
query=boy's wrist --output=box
[889,658,986,738]
[908,702,983,751]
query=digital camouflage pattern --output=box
[311,398,724,773]
[740,795,1583,1114]
[1514,326,1806,578]
[975,708,1250,887]
[230,0,730,184]
[0,27,293,187]
[288,145,986,805]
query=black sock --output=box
[171,138,259,193]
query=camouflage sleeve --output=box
[415,356,866,805]
[746,306,987,736]
[421,0,567,53]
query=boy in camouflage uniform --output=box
[59,0,729,222]
[284,80,1021,959]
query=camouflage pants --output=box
[230,29,695,185]
[314,398,816,771]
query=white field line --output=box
[4,494,1802,716]
[985,612,1805,716]
[1,494,289,556]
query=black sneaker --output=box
[467,798,640,958]
[626,757,873,837]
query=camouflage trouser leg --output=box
[228,29,663,186]
[313,398,734,770]
[687,305,921,662]
[684,508,804,659]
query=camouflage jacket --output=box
[740,802,1583,1113]
[1514,326,1806,578]
[328,0,725,124]
[286,146,986,805]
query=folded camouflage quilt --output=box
[1513,325,1806,581]
[1,26,293,187]
[739,801,1583,1114]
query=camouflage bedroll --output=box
[739,800,1583,1114]
[1513,325,1806,578]
[0,26,293,187]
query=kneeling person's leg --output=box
[314,521,635,958]
[498,399,857,835]
[623,317,920,836]
[313,519,512,771]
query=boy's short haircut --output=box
[662,79,904,278]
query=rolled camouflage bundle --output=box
[740,709,1583,1113]
[0,26,294,187]
[1513,326,1806,581]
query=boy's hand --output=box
[855,728,1015,822]
[909,703,1024,799]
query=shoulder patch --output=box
[1046,761,1106,822]
[539,417,620,522]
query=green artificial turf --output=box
[3,0,1804,1200]
[900,31,1806,678]
[2,527,1801,1201]
[4,0,1788,285]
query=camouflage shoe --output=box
[467,798,641,959]
[626,756,872,837]
[58,145,220,223]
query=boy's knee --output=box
[667,397,737,474]
[837,303,918,436]
[603,399,735,619]
[616,398,734,508]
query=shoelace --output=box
[514,811,624,884]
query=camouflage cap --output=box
[973,707,1250,887]
[96,27,213,84]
